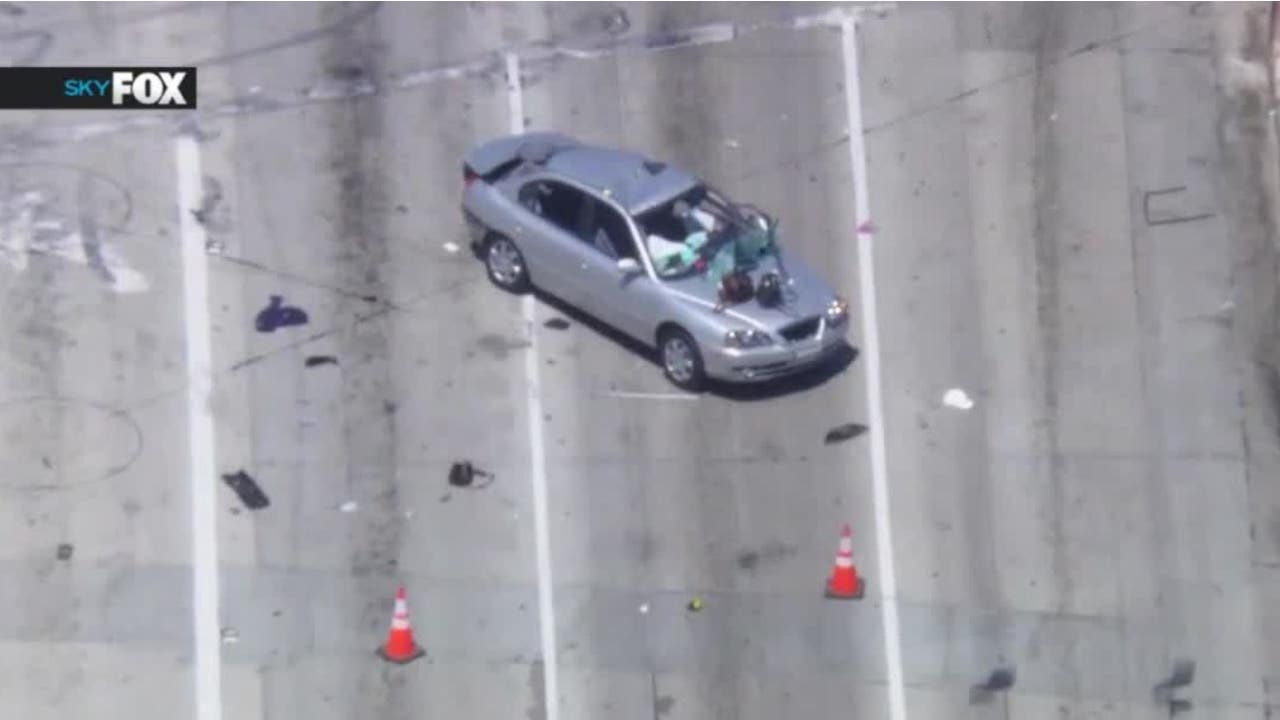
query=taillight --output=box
[463,166,478,189]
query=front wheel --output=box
[483,234,531,293]
[659,327,706,392]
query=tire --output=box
[659,326,706,392]
[483,233,531,293]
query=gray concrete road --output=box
[0,2,1277,720]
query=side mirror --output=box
[616,257,642,275]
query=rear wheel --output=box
[659,327,706,392]
[483,234,530,293]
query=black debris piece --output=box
[56,543,73,561]
[824,423,868,444]
[1154,658,1196,704]
[448,461,494,489]
[981,668,1015,692]
[327,64,365,80]
[305,355,339,368]
[254,295,309,333]
[969,666,1016,704]
[544,317,570,330]
[222,470,271,510]
[41,456,52,469]
[395,205,408,213]
[448,462,475,487]
[361,294,379,303]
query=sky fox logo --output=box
[63,70,193,107]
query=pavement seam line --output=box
[841,14,908,720]
[176,134,223,720]
[507,50,562,720]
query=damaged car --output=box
[460,132,851,391]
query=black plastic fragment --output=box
[448,462,475,487]
[305,355,339,368]
[448,461,493,489]
[254,295,309,333]
[824,423,867,444]
[56,543,73,561]
[982,668,1015,692]
[970,666,1016,704]
[544,317,570,330]
[222,470,271,510]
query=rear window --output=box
[480,158,523,184]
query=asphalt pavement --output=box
[1,2,1278,720]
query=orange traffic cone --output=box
[825,524,865,599]
[377,586,425,664]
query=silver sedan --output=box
[460,132,851,391]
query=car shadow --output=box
[528,288,858,402]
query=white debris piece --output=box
[724,138,740,149]
[943,388,974,410]
[442,241,460,254]
[220,627,239,644]
[638,603,649,615]
[339,501,359,513]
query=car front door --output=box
[515,178,593,306]
[575,197,663,342]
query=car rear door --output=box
[514,178,593,306]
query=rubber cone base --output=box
[824,577,866,600]
[376,645,426,664]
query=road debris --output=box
[824,423,867,444]
[442,241,461,254]
[543,317,570,330]
[970,666,1016,704]
[638,603,649,614]
[220,627,240,644]
[338,500,359,513]
[942,388,974,410]
[221,470,270,510]
[254,294,309,333]
[56,543,74,561]
[305,355,339,368]
[448,461,493,488]
[724,138,740,149]
[687,596,704,612]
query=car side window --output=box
[518,180,586,236]
[586,199,639,262]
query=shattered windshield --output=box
[634,185,774,283]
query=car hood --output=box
[662,249,839,331]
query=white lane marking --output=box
[176,134,223,720]
[841,15,907,720]
[507,51,561,720]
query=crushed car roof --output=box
[544,145,699,216]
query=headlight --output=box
[826,296,849,325]
[724,329,774,348]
